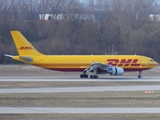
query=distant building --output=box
[39,14,63,20]
[39,14,95,21]
[149,14,160,22]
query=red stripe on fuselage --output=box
[46,68,85,72]
[123,68,150,71]
[45,68,150,72]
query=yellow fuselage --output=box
[13,55,158,72]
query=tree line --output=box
[1,0,160,63]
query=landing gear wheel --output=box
[80,74,88,78]
[138,71,142,78]
[138,75,142,78]
[90,75,94,79]
[94,75,98,79]
[90,75,98,79]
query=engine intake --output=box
[108,67,124,76]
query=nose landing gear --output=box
[138,71,142,78]
[138,75,142,78]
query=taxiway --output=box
[0,77,160,82]
[1,107,160,114]
[0,85,160,93]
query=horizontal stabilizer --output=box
[4,54,13,58]
[19,56,33,62]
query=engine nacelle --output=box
[108,67,124,76]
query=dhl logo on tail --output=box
[107,59,140,66]
[19,46,34,50]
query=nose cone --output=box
[152,61,158,68]
[148,60,158,68]
[155,61,158,67]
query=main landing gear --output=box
[138,71,142,78]
[80,73,88,78]
[80,70,99,79]
[90,75,98,79]
[80,74,99,79]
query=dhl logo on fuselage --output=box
[19,46,34,50]
[107,59,140,66]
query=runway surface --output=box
[0,85,160,93]
[1,77,160,114]
[0,77,160,82]
[0,77,160,93]
[1,107,160,114]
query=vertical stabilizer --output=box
[10,31,44,56]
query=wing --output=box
[84,62,112,73]
[84,62,124,76]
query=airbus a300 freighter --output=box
[4,31,158,79]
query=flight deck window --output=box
[150,59,154,62]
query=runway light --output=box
[145,90,154,94]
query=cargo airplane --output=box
[4,31,158,78]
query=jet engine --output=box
[108,67,124,76]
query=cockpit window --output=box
[150,59,154,62]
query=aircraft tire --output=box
[94,75,98,79]
[138,75,142,78]
[90,75,93,79]
[84,74,88,78]
[80,74,88,78]
[90,75,98,79]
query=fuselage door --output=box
[141,57,147,67]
